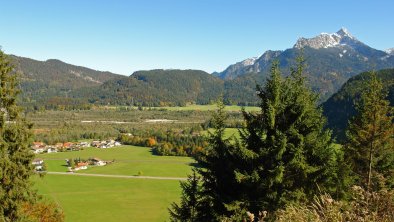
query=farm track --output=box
[46,171,187,180]
[43,158,193,164]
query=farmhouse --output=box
[63,142,75,150]
[91,157,106,166]
[32,158,44,171]
[78,141,90,147]
[46,146,58,153]
[91,140,121,149]
[31,142,46,153]
[74,162,89,171]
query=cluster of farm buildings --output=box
[31,140,121,154]
[32,157,108,172]
[31,140,121,172]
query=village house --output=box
[31,142,46,154]
[78,141,90,148]
[32,158,44,171]
[74,162,89,171]
[63,142,74,150]
[91,140,101,147]
[91,140,121,149]
[46,146,58,153]
[91,157,106,166]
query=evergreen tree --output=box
[196,100,241,219]
[170,58,343,221]
[0,49,36,221]
[234,58,339,214]
[169,170,201,222]
[170,100,243,221]
[345,72,394,191]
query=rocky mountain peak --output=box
[386,48,394,55]
[336,27,354,39]
[294,28,358,49]
[240,57,258,66]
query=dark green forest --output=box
[322,68,394,141]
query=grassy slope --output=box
[39,145,194,177]
[34,175,181,222]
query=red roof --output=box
[63,142,74,148]
[33,142,45,146]
[77,162,88,167]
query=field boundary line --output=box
[46,171,187,180]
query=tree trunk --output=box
[367,142,373,192]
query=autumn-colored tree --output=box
[21,201,64,222]
[146,137,157,147]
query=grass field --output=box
[202,128,242,140]
[34,174,181,222]
[35,145,194,222]
[102,104,259,112]
[157,104,259,112]
[39,145,194,177]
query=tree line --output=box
[118,128,208,157]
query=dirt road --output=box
[46,171,187,181]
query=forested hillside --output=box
[322,68,394,140]
[79,69,224,106]
[11,53,394,110]
[12,56,123,109]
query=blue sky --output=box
[0,0,393,75]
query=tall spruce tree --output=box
[170,100,243,221]
[196,100,242,219]
[0,49,36,221]
[169,170,201,222]
[234,58,338,214]
[345,72,394,191]
[170,58,342,221]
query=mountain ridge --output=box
[11,55,124,108]
[216,28,394,101]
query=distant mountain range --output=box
[7,27,394,108]
[215,28,394,101]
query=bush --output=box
[275,186,394,222]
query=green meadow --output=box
[35,145,194,222]
[34,175,181,222]
[104,104,259,112]
[158,104,259,112]
[203,128,242,140]
[39,145,194,177]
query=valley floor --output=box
[34,145,193,222]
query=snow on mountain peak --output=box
[294,28,357,49]
[240,57,258,66]
[336,27,354,39]
[386,48,394,55]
